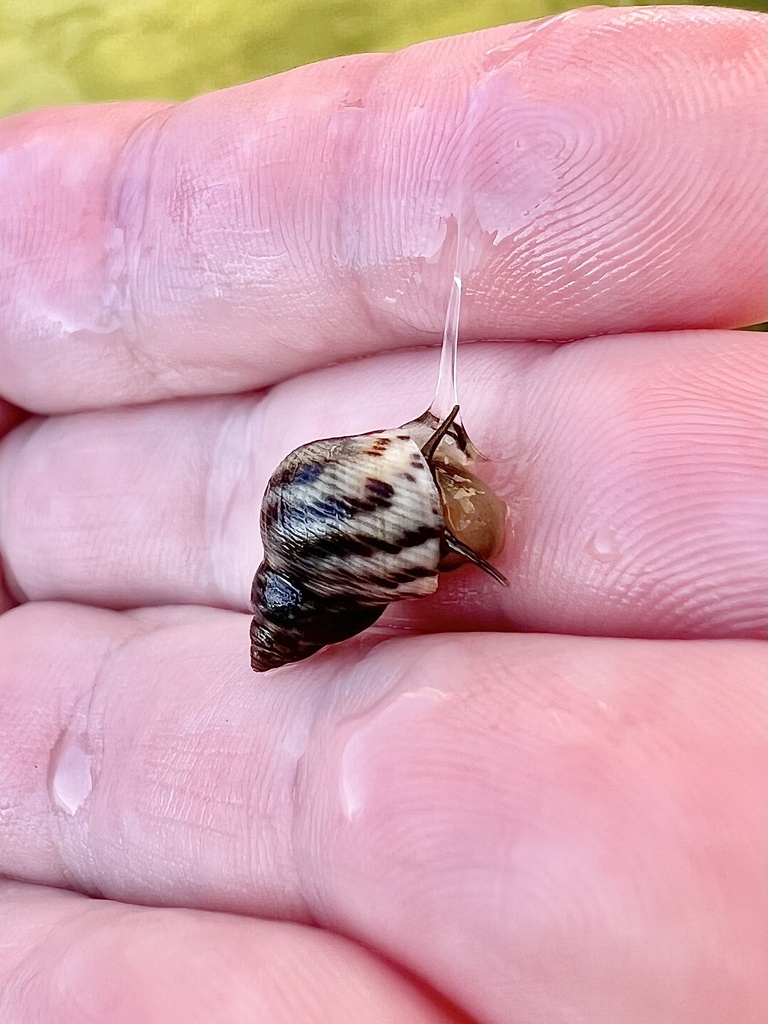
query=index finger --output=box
[1,6,766,414]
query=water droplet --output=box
[482,11,584,72]
[587,528,620,565]
[48,734,93,815]
[338,685,451,821]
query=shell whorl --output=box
[259,429,443,603]
[250,407,507,672]
[249,568,387,672]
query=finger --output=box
[2,330,765,639]
[0,882,463,1024]
[1,8,766,414]
[0,603,765,1024]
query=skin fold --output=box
[0,7,766,1024]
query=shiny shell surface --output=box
[260,428,443,604]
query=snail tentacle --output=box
[441,530,509,587]
[420,404,461,462]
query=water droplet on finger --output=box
[48,732,93,815]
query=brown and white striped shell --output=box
[250,405,507,672]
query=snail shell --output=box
[250,405,507,672]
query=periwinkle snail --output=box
[249,402,508,672]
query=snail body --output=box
[250,405,507,672]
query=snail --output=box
[250,403,508,672]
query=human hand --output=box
[1,7,766,1023]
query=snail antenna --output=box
[442,531,509,587]
[421,404,461,462]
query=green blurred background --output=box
[1,0,765,117]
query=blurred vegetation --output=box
[0,0,765,116]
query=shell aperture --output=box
[250,405,508,672]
